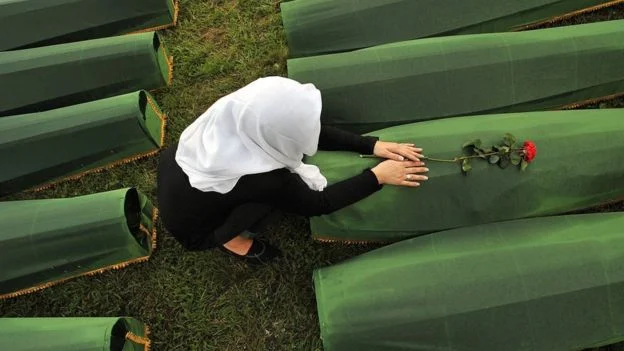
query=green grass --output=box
[1,1,623,350]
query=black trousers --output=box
[208,203,281,247]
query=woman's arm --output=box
[242,160,427,217]
[318,125,424,161]
[318,125,378,154]
[277,168,382,217]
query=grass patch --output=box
[1,1,622,350]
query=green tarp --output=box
[288,20,624,133]
[0,188,156,300]
[0,317,150,351]
[0,31,172,117]
[306,109,624,242]
[314,213,624,351]
[0,91,165,196]
[282,0,614,57]
[0,0,177,50]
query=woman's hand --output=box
[374,141,424,161]
[371,160,429,187]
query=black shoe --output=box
[218,239,282,264]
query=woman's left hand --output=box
[374,141,424,161]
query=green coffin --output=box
[0,0,177,50]
[306,109,624,242]
[282,0,615,57]
[0,32,172,117]
[0,317,150,351]
[0,91,165,196]
[314,213,624,351]
[0,188,157,300]
[288,20,624,133]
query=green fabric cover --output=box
[306,109,624,242]
[0,0,176,50]
[314,212,624,351]
[282,0,612,57]
[288,20,624,133]
[0,317,149,351]
[0,188,156,299]
[0,91,165,196]
[0,32,171,117]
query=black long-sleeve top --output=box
[156,125,382,249]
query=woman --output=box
[157,77,428,264]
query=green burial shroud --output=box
[0,317,151,350]
[0,0,177,50]
[306,109,624,242]
[314,213,624,351]
[282,0,618,57]
[288,20,624,133]
[0,188,156,300]
[0,31,172,117]
[0,91,165,196]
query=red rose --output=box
[523,141,537,162]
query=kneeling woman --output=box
[157,77,428,263]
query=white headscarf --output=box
[175,76,328,194]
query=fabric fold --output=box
[288,20,624,133]
[282,0,620,57]
[0,32,172,117]
[0,317,151,351]
[0,0,178,50]
[0,91,166,196]
[0,188,157,300]
[306,109,624,242]
[314,212,624,351]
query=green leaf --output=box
[493,144,510,153]
[489,155,500,164]
[521,159,529,171]
[462,158,472,173]
[473,148,487,159]
[462,139,482,149]
[511,153,522,166]
[504,133,517,147]
[499,157,510,169]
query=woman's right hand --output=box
[371,160,429,187]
